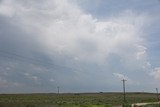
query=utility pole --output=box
[57,86,60,94]
[156,88,159,101]
[57,86,61,107]
[122,79,127,103]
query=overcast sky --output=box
[0,0,160,93]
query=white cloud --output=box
[136,45,147,60]
[0,0,15,17]
[0,0,149,66]
[24,73,39,82]
[0,77,8,88]
[50,79,55,82]
[150,67,160,80]
[32,76,38,81]
[113,73,139,85]
[24,73,30,76]
[0,77,21,88]
[0,0,152,92]
[113,73,127,80]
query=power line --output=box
[0,50,51,65]
[0,50,74,71]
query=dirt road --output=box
[131,102,160,107]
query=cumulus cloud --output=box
[0,0,153,92]
[113,73,137,85]
[150,67,160,80]
[113,73,127,80]
[0,0,148,62]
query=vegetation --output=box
[0,92,158,107]
[144,103,160,107]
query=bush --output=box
[21,104,37,107]
[122,103,131,107]
[144,104,160,107]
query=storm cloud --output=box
[0,0,159,93]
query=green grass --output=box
[0,92,158,107]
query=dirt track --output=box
[131,102,160,107]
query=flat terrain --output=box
[0,92,158,107]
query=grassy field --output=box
[0,92,158,107]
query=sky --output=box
[0,0,160,93]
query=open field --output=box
[0,92,159,107]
